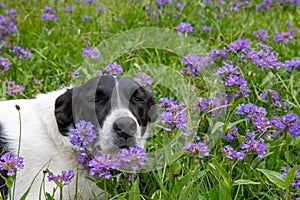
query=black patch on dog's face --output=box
[54,89,73,136]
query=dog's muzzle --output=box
[113,117,137,148]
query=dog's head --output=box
[54,76,157,152]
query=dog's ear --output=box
[54,89,73,136]
[148,96,158,123]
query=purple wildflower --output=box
[224,75,247,87]
[96,6,105,14]
[64,5,73,13]
[155,0,172,6]
[274,32,293,43]
[0,14,18,40]
[84,0,96,4]
[133,72,152,86]
[181,54,209,77]
[71,71,79,78]
[283,57,300,71]
[202,26,213,32]
[87,154,116,179]
[48,170,74,185]
[222,126,238,142]
[221,145,245,160]
[176,2,184,10]
[241,48,260,64]
[12,46,32,59]
[82,46,99,59]
[260,89,287,108]
[159,97,187,131]
[69,120,97,148]
[0,3,4,8]
[240,136,266,158]
[117,146,147,171]
[176,22,193,33]
[105,62,123,75]
[5,8,17,19]
[183,142,210,160]
[252,29,268,41]
[235,86,251,98]
[217,63,239,77]
[227,39,250,52]
[4,79,25,95]
[0,152,24,176]
[82,15,91,22]
[0,57,10,74]
[270,114,300,138]
[192,96,209,113]
[235,103,267,119]
[209,49,226,61]
[252,115,271,133]
[41,7,57,21]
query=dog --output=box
[0,75,157,199]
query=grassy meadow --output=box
[0,0,300,199]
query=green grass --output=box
[1,0,300,199]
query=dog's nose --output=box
[113,117,137,139]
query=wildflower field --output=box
[1,0,300,199]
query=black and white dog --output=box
[0,75,157,199]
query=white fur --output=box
[0,90,102,199]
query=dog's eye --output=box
[93,97,108,103]
[134,97,144,102]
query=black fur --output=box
[54,89,74,136]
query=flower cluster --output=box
[270,114,300,138]
[0,14,18,43]
[274,32,293,43]
[252,29,268,41]
[240,132,267,158]
[176,22,193,33]
[4,78,25,95]
[47,170,74,186]
[222,126,238,142]
[69,120,97,148]
[281,166,300,189]
[0,152,24,176]
[0,57,10,74]
[159,97,187,131]
[221,145,245,160]
[235,103,267,120]
[12,46,33,59]
[133,72,153,87]
[41,7,57,21]
[192,96,224,116]
[69,121,148,179]
[88,146,148,179]
[217,62,250,98]
[180,54,209,77]
[260,89,288,108]
[183,141,210,160]
[5,8,17,19]
[105,62,123,75]
[82,46,100,59]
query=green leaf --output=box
[283,166,297,188]
[257,168,284,189]
[219,181,231,200]
[233,179,260,186]
[171,174,189,197]
[129,177,140,200]
[208,161,231,187]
